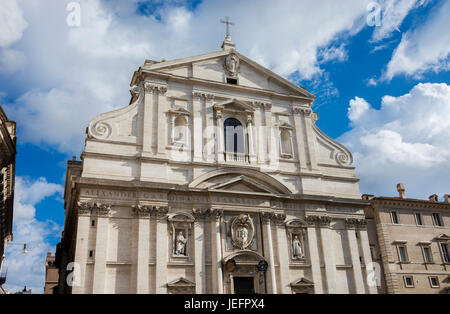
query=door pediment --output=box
[207,175,280,195]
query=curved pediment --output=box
[223,250,267,265]
[189,168,292,195]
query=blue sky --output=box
[0,0,449,293]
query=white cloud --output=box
[348,97,372,122]
[371,0,427,42]
[385,0,450,79]
[0,0,377,154]
[0,0,28,48]
[0,48,26,74]
[339,83,450,199]
[2,177,63,294]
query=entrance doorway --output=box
[233,277,255,294]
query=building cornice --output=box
[137,69,313,102]
[371,197,450,210]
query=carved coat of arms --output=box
[230,214,255,250]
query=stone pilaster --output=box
[157,86,168,157]
[193,208,207,294]
[132,205,151,294]
[305,220,323,294]
[143,83,156,154]
[253,102,266,165]
[205,94,215,162]
[215,107,225,163]
[209,209,224,293]
[72,202,92,294]
[92,203,111,294]
[247,113,256,163]
[274,213,291,294]
[154,206,169,294]
[263,103,273,164]
[358,224,378,294]
[261,211,277,293]
[292,107,309,171]
[193,92,204,162]
[345,218,365,294]
[307,215,336,293]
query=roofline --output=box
[369,196,450,208]
[139,49,315,99]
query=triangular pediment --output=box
[435,234,450,241]
[140,50,314,99]
[291,277,314,287]
[208,175,278,195]
[167,277,196,287]
[215,99,254,112]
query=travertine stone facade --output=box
[57,37,376,294]
[0,106,16,293]
[365,186,450,294]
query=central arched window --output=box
[224,118,246,161]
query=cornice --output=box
[372,197,450,210]
[138,69,314,102]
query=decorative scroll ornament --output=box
[230,214,255,250]
[335,151,351,166]
[91,122,112,140]
[88,83,144,141]
[224,53,240,78]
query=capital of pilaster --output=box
[345,218,367,230]
[293,107,312,116]
[208,208,223,221]
[193,91,215,101]
[77,201,93,216]
[154,206,169,220]
[95,203,112,217]
[132,205,153,218]
[145,82,167,95]
[192,208,209,220]
[306,215,331,227]
[273,213,287,226]
[252,101,272,111]
[261,211,274,223]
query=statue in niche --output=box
[292,235,304,259]
[174,231,187,256]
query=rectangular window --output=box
[404,276,414,288]
[91,220,96,227]
[440,243,450,263]
[415,213,423,226]
[398,245,408,262]
[89,250,94,258]
[432,213,443,226]
[429,276,440,288]
[391,211,399,224]
[422,246,433,263]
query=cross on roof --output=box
[220,16,235,37]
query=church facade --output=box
[56,36,377,294]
